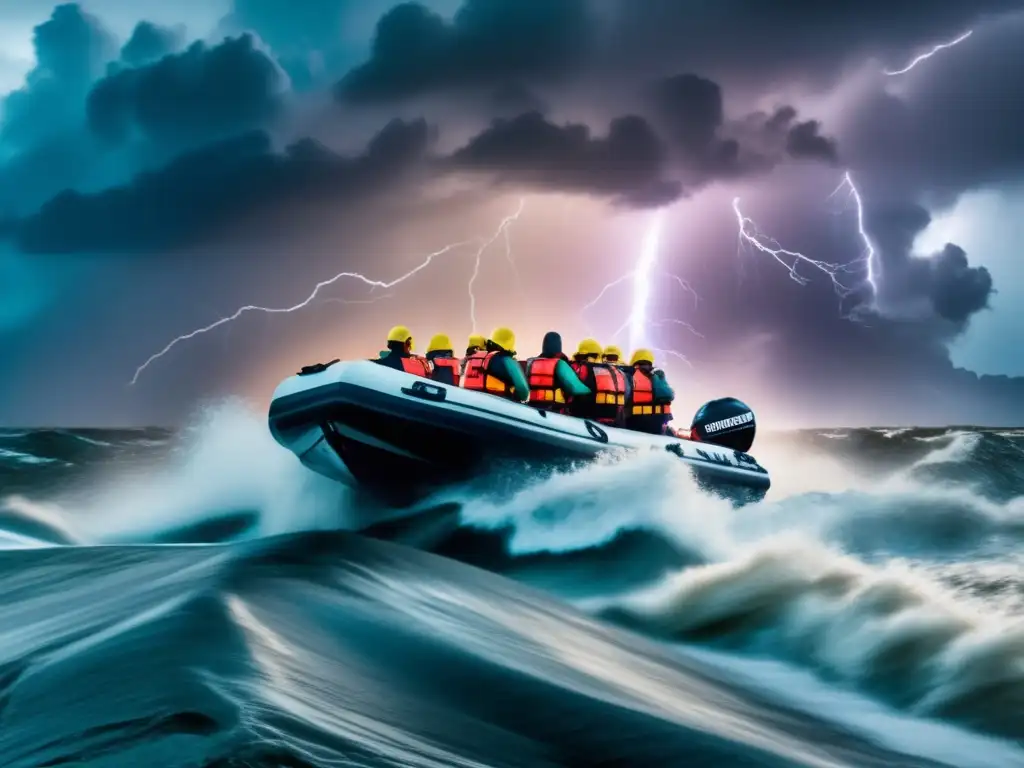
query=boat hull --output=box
[268,360,771,506]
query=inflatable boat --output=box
[268,359,770,506]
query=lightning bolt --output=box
[629,209,665,350]
[652,318,704,338]
[582,209,700,367]
[737,25,958,312]
[732,170,876,313]
[581,272,632,315]
[130,201,526,385]
[883,30,973,76]
[665,271,700,310]
[827,171,877,298]
[579,29,960,360]
[467,198,525,332]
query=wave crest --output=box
[595,535,1024,742]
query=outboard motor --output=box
[690,397,756,452]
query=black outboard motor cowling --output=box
[691,397,756,452]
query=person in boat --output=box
[568,338,628,426]
[625,348,675,434]
[602,344,635,381]
[425,333,461,386]
[569,338,593,376]
[373,325,431,377]
[524,331,590,412]
[462,326,529,403]
[602,345,627,369]
[461,333,487,375]
[602,343,634,403]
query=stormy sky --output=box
[1,0,1023,428]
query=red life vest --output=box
[526,357,566,407]
[462,351,513,397]
[399,355,431,378]
[630,368,672,416]
[572,362,627,425]
[430,356,460,385]
[591,365,627,408]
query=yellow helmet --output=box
[387,325,413,348]
[427,333,453,353]
[489,327,516,352]
[630,348,655,366]
[603,344,623,361]
[467,333,486,349]
[576,338,602,357]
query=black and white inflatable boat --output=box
[268,359,771,506]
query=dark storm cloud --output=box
[867,202,993,325]
[6,87,837,252]
[817,15,1024,337]
[119,21,186,67]
[87,33,288,148]
[842,13,1024,204]
[651,74,723,156]
[325,0,1020,209]
[6,42,845,252]
[448,112,680,206]
[603,0,1024,89]
[216,0,369,90]
[0,4,121,217]
[783,120,838,165]
[11,118,431,254]
[648,190,1017,425]
[331,0,1023,102]
[5,108,683,250]
[648,74,839,179]
[0,3,846,251]
[0,6,294,220]
[927,245,994,324]
[0,3,116,150]
[335,0,589,102]
[488,82,549,118]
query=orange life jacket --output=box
[462,351,513,397]
[430,356,460,385]
[591,364,628,409]
[397,355,431,378]
[630,368,672,416]
[526,357,566,407]
[571,362,627,425]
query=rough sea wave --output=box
[0,403,1022,766]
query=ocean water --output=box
[1,402,1022,767]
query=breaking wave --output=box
[1,404,1023,765]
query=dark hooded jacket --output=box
[531,332,590,397]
